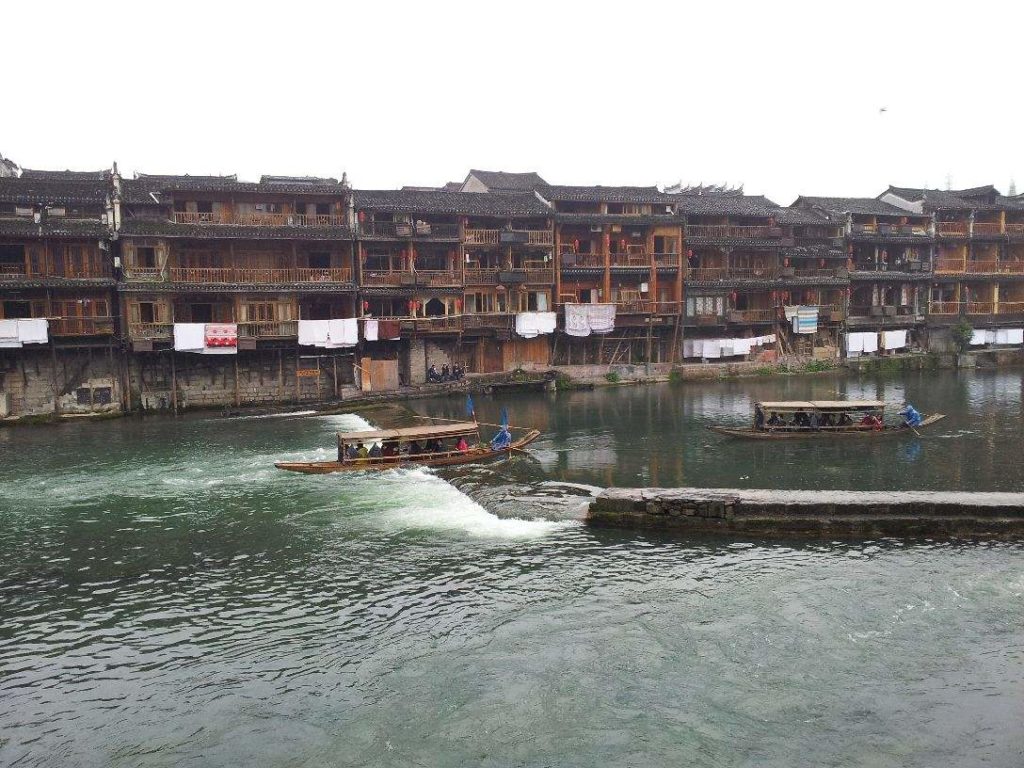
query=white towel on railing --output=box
[588,303,616,334]
[861,332,878,353]
[1007,329,1024,345]
[733,338,753,356]
[536,311,557,334]
[325,318,358,347]
[846,332,864,353]
[683,339,695,357]
[0,319,20,341]
[565,304,591,337]
[298,320,329,346]
[970,329,987,346]
[173,323,206,352]
[995,329,1010,344]
[882,330,907,350]
[702,339,722,358]
[17,319,49,344]
[516,312,541,338]
[363,319,379,342]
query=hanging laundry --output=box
[588,303,616,334]
[845,332,864,353]
[0,319,21,348]
[298,320,330,346]
[535,311,557,335]
[378,319,401,340]
[173,323,206,352]
[565,304,591,337]
[882,330,907,350]
[702,339,722,359]
[363,319,379,342]
[793,306,818,334]
[683,339,695,357]
[203,323,238,355]
[861,332,879,354]
[970,329,988,346]
[1006,329,1024,345]
[732,338,753,356]
[515,312,541,339]
[324,318,358,348]
[17,319,49,345]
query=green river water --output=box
[1,369,1022,767]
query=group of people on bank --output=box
[427,363,465,383]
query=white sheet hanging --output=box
[515,312,540,339]
[882,330,907,350]
[588,303,616,334]
[970,329,987,346]
[565,304,591,337]
[1006,328,1024,345]
[861,332,878,354]
[535,312,556,335]
[16,319,48,344]
[363,319,379,342]
[173,323,206,352]
[846,333,864,353]
[0,319,18,341]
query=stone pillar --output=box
[407,338,426,385]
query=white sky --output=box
[4,0,1021,203]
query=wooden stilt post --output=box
[294,350,300,403]
[233,354,240,407]
[278,348,284,400]
[333,355,338,399]
[50,341,61,416]
[170,350,178,416]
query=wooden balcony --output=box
[936,222,968,237]
[464,267,501,284]
[360,221,459,239]
[997,301,1024,315]
[934,258,966,274]
[238,320,298,338]
[727,267,778,279]
[687,267,728,281]
[50,317,116,336]
[362,270,411,286]
[133,266,354,284]
[463,229,553,246]
[653,252,681,267]
[1006,223,1024,238]
[401,316,463,333]
[728,308,774,323]
[462,313,514,330]
[685,225,783,240]
[966,301,996,314]
[970,260,1024,274]
[609,252,649,268]
[416,270,461,287]
[128,322,174,339]
[928,301,962,315]
[561,253,605,268]
[973,222,1003,236]
[171,211,347,227]
[0,263,111,280]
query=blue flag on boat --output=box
[500,407,509,429]
[466,394,475,419]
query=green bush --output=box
[951,318,974,354]
[605,371,621,383]
[753,365,775,376]
[668,369,683,384]
[803,359,835,373]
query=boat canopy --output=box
[756,400,886,412]
[337,421,480,444]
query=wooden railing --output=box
[966,301,996,315]
[936,221,968,237]
[238,320,298,338]
[0,263,111,279]
[928,301,962,315]
[997,302,1024,314]
[934,258,966,274]
[122,266,165,281]
[727,267,778,279]
[164,267,352,284]
[416,270,461,286]
[361,221,459,239]
[171,211,347,228]
[653,252,680,267]
[462,313,514,329]
[970,260,1024,274]
[561,253,605,268]
[964,260,1000,274]
[1006,223,1024,237]
[973,222,1002,236]
[523,267,554,283]
[728,309,775,322]
[615,300,655,314]
[608,252,649,267]
[464,267,500,283]
[792,267,840,278]
[50,317,116,336]
[686,267,728,281]
[685,225,783,239]
[128,323,174,339]
[401,316,463,332]
[362,271,410,286]
[463,229,553,246]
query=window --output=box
[76,388,92,406]
[136,247,156,268]
[139,302,155,324]
[0,244,24,269]
[308,252,330,269]
[653,236,677,254]
[197,201,214,214]
[686,296,724,317]
[315,203,330,216]
[518,291,549,312]
[254,203,280,213]
[2,301,32,319]
[173,200,187,213]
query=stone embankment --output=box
[588,487,1024,538]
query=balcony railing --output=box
[128,322,174,339]
[463,229,553,246]
[687,267,728,281]
[171,211,347,227]
[416,270,461,286]
[50,317,116,336]
[464,267,500,284]
[685,225,783,240]
[997,301,1024,315]
[238,320,298,338]
[462,313,514,330]
[653,252,680,267]
[934,258,966,274]
[361,221,459,239]
[928,301,962,315]
[973,222,1003,236]
[728,309,775,323]
[936,222,968,237]
[966,301,996,315]
[561,253,605,268]
[401,316,463,332]
[727,267,778,279]
[1006,223,1024,237]
[608,252,649,267]
[0,263,111,280]
[151,267,353,284]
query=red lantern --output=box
[573,239,580,252]
[784,257,790,267]
[362,300,369,311]
[819,258,826,267]
[730,291,738,303]
[687,249,693,258]
[455,298,462,311]
[358,210,365,222]
[408,300,415,313]
[771,291,778,301]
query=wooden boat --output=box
[275,420,541,474]
[708,400,946,440]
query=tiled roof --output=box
[0,218,109,238]
[884,185,1007,211]
[354,189,551,217]
[118,219,350,240]
[130,173,347,196]
[0,176,109,205]
[793,196,916,217]
[20,168,111,181]
[774,206,831,226]
[538,185,673,204]
[467,170,548,192]
[674,194,782,217]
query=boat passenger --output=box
[899,403,923,428]
[356,442,369,461]
[792,409,810,428]
[369,443,382,459]
[409,440,422,456]
[754,406,765,430]
[456,436,469,452]
[381,440,397,458]
[490,426,513,450]
[767,412,784,429]
[345,443,359,461]
[820,413,835,429]
[808,411,820,430]
[837,413,854,427]
[859,413,883,430]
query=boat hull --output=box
[708,414,945,439]
[275,430,541,473]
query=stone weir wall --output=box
[588,488,1024,538]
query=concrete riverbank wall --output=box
[588,487,1024,538]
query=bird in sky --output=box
[879,106,888,114]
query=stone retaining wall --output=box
[588,487,1024,538]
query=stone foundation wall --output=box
[0,346,122,419]
[589,487,1024,538]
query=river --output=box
[1,369,1022,766]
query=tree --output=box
[951,318,974,354]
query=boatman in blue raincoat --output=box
[899,403,923,428]
[490,425,512,450]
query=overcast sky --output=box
[4,1,1021,203]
